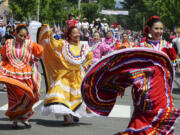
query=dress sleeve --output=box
[101,43,112,54]
[116,42,121,50]
[32,43,43,59]
[0,44,7,61]
[163,43,179,66]
[83,50,93,69]
[50,34,64,48]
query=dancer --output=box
[102,30,120,51]
[89,31,112,65]
[139,16,179,66]
[117,32,136,49]
[81,48,180,135]
[38,25,94,124]
[0,24,43,128]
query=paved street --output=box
[0,64,179,135]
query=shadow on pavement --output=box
[175,72,180,77]
[0,118,29,130]
[0,118,92,129]
[30,119,92,127]
[173,88,180,94]
[0,123,26,130]
[0,117,9,121]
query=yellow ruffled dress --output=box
[39,25,93,118]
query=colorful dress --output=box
[138,38,179,66]
[0,39,43,121]
[89,39,112,64]
[38,25,94,118]
[117,41,136,50]
[81,48,180,135]
[102,37,119,51]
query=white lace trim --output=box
[62,42,90,65]
[50,80,81,96]
[41,102,98,118]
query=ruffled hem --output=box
[0,62,32,80]
[115,107,180,135]
[41,102,99,119]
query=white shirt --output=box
[81,22,89,29]
[173,37,180,54]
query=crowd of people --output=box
[0,13,180,135]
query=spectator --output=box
[101,18,109,36]
[76,17,82,30]
[81,28,90,41]
[117,32,135,49]
[66,13,77,28]
[81,17,89,30]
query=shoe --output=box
[63,115,74,125]
[73,116,79,123]
[22,121,31,129]
[11,121,18,129]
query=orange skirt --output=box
[0,75,40,121]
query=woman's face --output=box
[106,32,112,39]
[93,33,100,42]
[149,22,163,41]
[122,34,128,42]
[69,28,80,43]
[16,29,27,43]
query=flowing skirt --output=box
[5,78,40,121]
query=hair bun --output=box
[147,16,160,26]
[13,24,27,36]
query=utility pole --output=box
[78,0,81,11]
[36,0,40,21]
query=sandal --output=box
[12,121,18,129]
[63,115,74,125]
[72,116,79,123]
[22,121,31,129]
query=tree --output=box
[80,3,99,21]
[157,0,180,30]
[9,0,37,22]
[39,0,52,24]
[99,0,115,10]
[120,0,180,31]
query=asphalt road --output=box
[0,64,179,135]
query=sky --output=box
[114,0,124,9]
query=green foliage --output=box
[9,0,37,21]
[99,0,115,10]
[80,3,99,21]
[9,0,180,31]
[158,0,180,30]
[9,0,117,25]
[120,0,180,31]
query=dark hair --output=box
[67,26,77,36]
[162,32,170,42]
[143,16,161,37]
[16,25,28,35]
[66,26,78,42]
[6,25,11,30]
[122,32,128,36]
[36,24,43,43]
[4,34,14,40]
[68,13,74,18]
[105,30,112,35]
[147,16,162,28]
